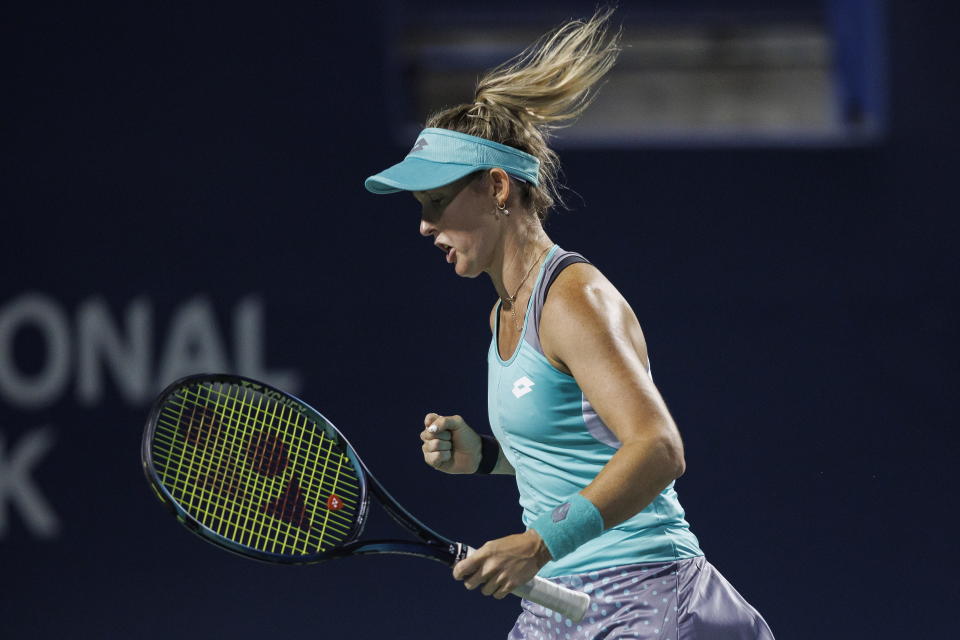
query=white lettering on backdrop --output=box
[0,427,58,538]
[0,293,300,409]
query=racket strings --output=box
[150,382,361,556]
[196,383,357,545]
[154,384,357,551]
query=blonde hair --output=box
[425,7,621,223]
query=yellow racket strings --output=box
[151,382,361,556]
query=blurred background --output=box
[2,1,957,637]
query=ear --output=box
[487,168,511,206]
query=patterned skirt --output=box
[509,556,774,640]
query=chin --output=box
[454,260,482,279]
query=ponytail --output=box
[425,7,621,222]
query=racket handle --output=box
[463,545,590,623]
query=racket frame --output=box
[142,373,461,566]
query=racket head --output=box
[142,374,369,564]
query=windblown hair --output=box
[425,7,621,223]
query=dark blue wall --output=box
[2,2,957,638]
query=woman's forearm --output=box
[581,433,684,529]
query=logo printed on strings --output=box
[327,494,344,511]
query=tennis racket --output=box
[141,373,590,622]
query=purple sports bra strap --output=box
[524,248,592,356]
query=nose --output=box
[419,217,436,237]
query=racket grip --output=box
[513,575,591,623]
[462,545,590,623]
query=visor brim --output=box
[364,157,480,194]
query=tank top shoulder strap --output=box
[524,246,592,356]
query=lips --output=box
[436,242,456,264]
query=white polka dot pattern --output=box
[507,557,775,640]
[509,560,682,639]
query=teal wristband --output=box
[530,493,604,561]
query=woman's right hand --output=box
[420,413,483,474]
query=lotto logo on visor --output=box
[411,138,428,153]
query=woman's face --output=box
[414,172,500,279]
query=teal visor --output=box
[364,128,541,194]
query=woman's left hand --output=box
[452,529,553,599]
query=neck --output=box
[487,218,554,305]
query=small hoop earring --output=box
[497,201,511,216]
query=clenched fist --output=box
[420,413,483,474]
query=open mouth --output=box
[437,242,457,264]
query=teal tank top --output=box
[487,245,703,578]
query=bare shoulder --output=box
[540,262,650,374]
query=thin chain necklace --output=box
[501,244,552,332]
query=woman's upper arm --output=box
[539,266,677,447]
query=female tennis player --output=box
[365,9,774,639]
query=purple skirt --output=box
[509,557,774,640]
